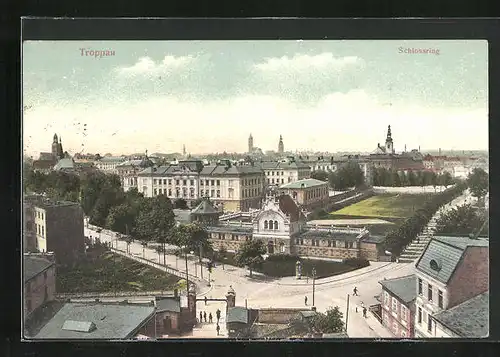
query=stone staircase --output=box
[398,223,436,263]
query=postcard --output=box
[22,35,489,340]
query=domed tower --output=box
[385,125,394,154]
[278,135,284,154]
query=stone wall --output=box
[256,308,309,324]
[359,242,379,261]
[294,246,359,259]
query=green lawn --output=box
[57,247,179,293]
[330,194,433,219]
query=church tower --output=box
[51,134,64,159]
[248,134,254,153]
[385,125,394,154]
[278,135,284,154]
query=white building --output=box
[199,160,265,212]
[94,156,127,174]
[414,236,489,338]
[259,157,311,186]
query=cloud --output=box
[23,90,488,157]
[253,53,364,73]
[114,55,197,77]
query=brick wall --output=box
[294,246,359,259]
[155,310,180,335]
[447,246,489,309]
[256,308,308,324]
[136,315,157,337]
[359,242,379,261]
[381,289,414,337]
[24,264,56,320]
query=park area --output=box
[215,252,368,279]
[330,194,433,220]
[57,246,179,293]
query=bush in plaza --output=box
[342,257,370,269]
[265,253,300,262]
[383,182,467,257]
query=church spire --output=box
[278,135,284,154]
[385,125,394,154]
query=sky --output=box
[22,40,488,157]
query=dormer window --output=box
[429,259,441,271]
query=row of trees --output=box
[24,168,212,262]
[384,167,489,256]
[383,182,467,256]
[311,161,366,191]
[371,167,454,188]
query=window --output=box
[154,179,157,185]
[418,278,422,295]
[176,180,180,185]
[264,220,268,229]
[392,297,397,312]
[428,284,433,302]
[154,189,157,195]
[418,307,422,324]
[41,212,44,220]
[216,180,220,186]
[281,179,284,184]
[344,241,348,248]
[296,239,300,245]
[327,240,332,247]
[216,190,221,198]
[401,305,407,321]
[274,221,279,230]
[41,226,44,237]
[211,180,215,186]
[190,188,195,198]
[427,315,433,333]
[200,180,204,186]
[168,189,172,196]
[384,291,390,306]
[211,190,215,197]
[392,321,398,334]
[168,179,172,185]
[163,179,167,185]
[231,234,236,241]
[348,242,354,249]
[205,180,209,185]
[401,330,407,338]
[269,221,274,230]
[183,180,187,186]
[300,239,304,245]
[438,290,443,308]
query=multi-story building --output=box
[26,197,85,264]
[94,156,127,174]
[23,253,56,322]
[118,157,155,192]
[379,274,417,338]
[259,157,311,186]
[279,178,329,211]
[23,195,38,252]
[203,196,384,260]
[414,236,489,338]
[136,160,204,204]
[199,160,265,212]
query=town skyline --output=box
[23,40,488,157]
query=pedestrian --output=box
[216,324,220,336]
[199,311,203,323]
[209,312,213,323]
[204,296,208,305]
[353,287,358,296]
[304,296,308,306]
[216,309,221,322]
[363,307,367,318]
[203,311,207,322]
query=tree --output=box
[439,171,454,188]
[174,198,189,209]
[216,246,228,270]
[310,306,345,334]
[407,170,417,186]
[171,223,212,263]
[435,204,484,236]
[135,195,176,265]
[234,239,266,277]
[311,170,329,182]
[391,170,401,187]
[467,168,489,200]
[105,202,137,235]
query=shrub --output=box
[265,253,300,263]
[342,257,370,269]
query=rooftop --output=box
[416,236,489,284]
[257,160,310,170]
[34,302,155,339]
[191,200,219,215]
[156,298,181,313]
[24,255,54,283]
[227,307,249,324]
[54,158,75,170]
[298,229,363,242]
[379,274,417,304]
[207,225,253,234]
[280,178,328,189]
[200,163,264,176]
[433,292,489,338]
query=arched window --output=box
[269,220,274,230]
[274,220,279,230]
[264,220,268,229]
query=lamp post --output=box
[182,245,190,296]
[312,267,317,307]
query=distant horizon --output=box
[23,40,488,156]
